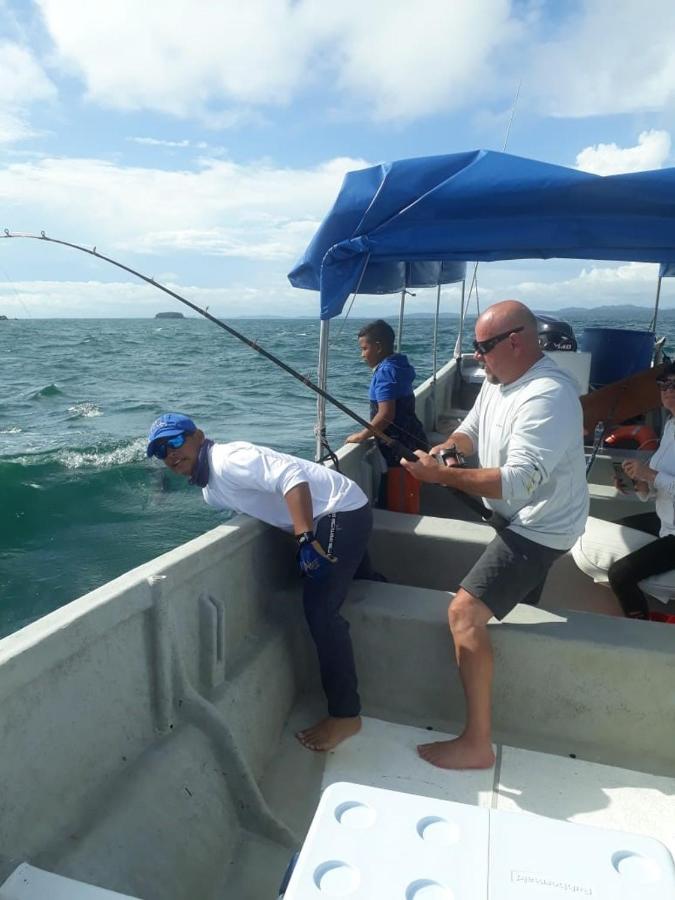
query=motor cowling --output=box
[536,315,577,352]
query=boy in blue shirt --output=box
[346,319,428,468]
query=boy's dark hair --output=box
[358,319,395,352]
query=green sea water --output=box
[1,310,673,638]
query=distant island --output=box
[155,311,184,319]
[0,315,7,321]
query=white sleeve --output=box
[454,386,482,450]
[223,445,308,496]
[654,471,675,497]
[653,424,675,497]
[500,388,582,501]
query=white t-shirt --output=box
[456,356,589,550]
[202,441,367,530]
[647,418,675,537]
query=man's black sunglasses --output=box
[473,326,524,356]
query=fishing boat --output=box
[1,151,674,899]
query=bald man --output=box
[402,300,588,770]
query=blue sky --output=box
[0,0,674,317]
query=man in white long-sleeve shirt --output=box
[402,300,588,770]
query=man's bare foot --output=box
[296,716,361,752]
[417,735,496,770]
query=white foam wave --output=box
[0,426,22,434]
[59,438,147,470]
[67,402,103,418]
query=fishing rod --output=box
[1,230,506,530]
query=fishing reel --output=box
[435,444,465,467]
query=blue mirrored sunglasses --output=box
[153,432,187,459]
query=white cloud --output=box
[0,41,55,143]
[2,260,670,319]
[128,137,192,149]
[21,1,675,127]
[576,131,672,175]
[0,109,40,143]
[0,154,370,260]
[0,277,322,318]
[529,0,675,117]
[479,261,663,311]
[38,0,314,116]
[0,41,55,106]
[306,0,517,121]
[37,0,518,123]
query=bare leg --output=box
[418,589,496,769]
[296,716,362,752]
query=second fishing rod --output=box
[1,230,507,531]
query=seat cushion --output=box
[572,516,675,604]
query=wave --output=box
[0,439,175,546]
[29,383,63,400]
[67,402,103,419]
[0,425,22,434]
[5,437,147,472]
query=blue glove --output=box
[297,539,335,580]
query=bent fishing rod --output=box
[1,230,506,530]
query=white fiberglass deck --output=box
[226,711,675,898]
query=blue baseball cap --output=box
[146,413,197,457]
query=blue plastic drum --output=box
[581,327,655,387]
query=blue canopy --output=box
[288,149,675,320]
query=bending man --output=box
[402,301,588,769]
[147,413,372,752]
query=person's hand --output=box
[401,450,444,483]
[297,540,337,580]
[345,431,366,444]
[429,442,462,467]
[429,442,450,456]
[622,459,656,483]
[613,474,627,494]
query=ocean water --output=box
[1,309,673,638]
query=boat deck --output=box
[227,707,675,898]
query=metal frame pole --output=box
[396,288,406,351]
[431,282,441,429]
[650,276,663,335]
[315,319,330,462]
[454,279,466,359]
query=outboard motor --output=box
[536,315,577,352]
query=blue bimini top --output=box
[288,149,675,319]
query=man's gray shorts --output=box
[460,528,567,621]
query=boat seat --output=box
[572,516,675,605]
[0,864,140,900]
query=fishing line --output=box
[1,230,505,529]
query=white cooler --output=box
[282,781,675,899]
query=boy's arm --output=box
[346,399,396,443]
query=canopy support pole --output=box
[396,288,406,351]
[650,276,663,335]
[315,319,330,463]
[454,279,466,362]
[431,282,442,431]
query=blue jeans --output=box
[302,503,372,718]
